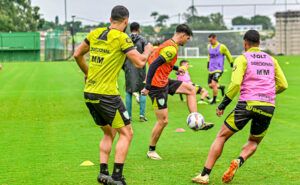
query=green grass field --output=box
[0,56,299,185]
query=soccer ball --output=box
[187,112,205,131]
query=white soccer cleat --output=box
[192,174,209,184]
[147,151,162,160]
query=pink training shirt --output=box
[239,52,276,104]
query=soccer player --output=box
[141,24,214,160]
[207,33,233,104]
[177,60,212,104]
[74,5,153,185]
[147,40,160,66]
[123,22,149,122]
[192,30,288,184]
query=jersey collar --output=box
[246,47,261,52]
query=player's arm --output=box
[218,56,247,111]
[221,44,233,67]
[74,40,89,75]
[122,34,153,69]
[272,57,288,94]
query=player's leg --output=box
[148,108,168,160]
[98,125,117,184]
[109,124,133,184]
[198,86,209,105]
[125,92,132,118]
[139,93,148,122]
[192,124,235,184]
[210,80,218,104]
[179,94,184,102]
[222,135,264,183]
[175,82,197,113]
[222,105,274,183]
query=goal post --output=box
[178,30,244,58]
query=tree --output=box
[0,0,44,32]
[150,12,159,22]
[55,16,59,25]
[156,15,169,27]
[232,16,252,25]
[251,15,272,29]
[209,13,225,27]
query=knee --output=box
[158,118,168,127]
[208,84,213,88]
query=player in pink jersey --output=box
[192,30,288,184]
[177,60,212,104]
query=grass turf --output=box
[0,56,299,184]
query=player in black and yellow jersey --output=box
[74,5,153,185]
[192,30,288,184]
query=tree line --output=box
[0,2,273,34]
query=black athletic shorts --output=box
[208,72,223,84]
[224,101,275,137]
[149,79,183,110]
[193,84,203,94]
[84,92,131,128]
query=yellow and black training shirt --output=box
[84,27,134,95]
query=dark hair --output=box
[111,5,129,22]
[130,22,140,32]
[244,30,260,44]
[208,33,216,38]
[180,60,189,66]
[176,24,193,36]
[153,40,160,46]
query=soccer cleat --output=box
[108,176,127,185]
[199,123,214,130]
[207,98,213,103]
[198,100,208,105]
[220,86,225,96]
[192,174,209,184]
[139,115,148,122]
[209,101,216,105]
[147,150,162,160]
[97,173,112,185]
[222,159,240,183]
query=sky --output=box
[31,0,300,26]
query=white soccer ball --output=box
[187,112,205,131]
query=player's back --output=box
[84,27,134,95]
[239,51,276,104]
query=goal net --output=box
[178,30,245,58]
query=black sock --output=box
[112,163,124,180]
[213,96,217,102]
[218,85,225,89]
[201,166,211,176]
[149,145,156,151]
[200,98,204,101]
[100,163,109,175]
[206,96,211,100]
[238,156,245,167]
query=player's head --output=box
[130,22,140,33]
[180,60,189,69]
[208,33,217,45]
[243,30,260,51]
[153,40,160,47]
[175,24,193,46]
[110,5,129,32]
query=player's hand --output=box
[216,108,224,117]
[177,67,185,75]
[145,43,154,54]
[141,88,149,96]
